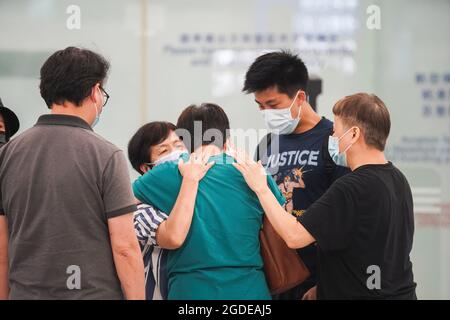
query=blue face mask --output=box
[260,91,301,134]
[92,106,100,128]
[92,88,104,128]
[328,127,355,167]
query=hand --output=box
[178,151,215,182]
[229,148,269,194]
[301,286,317,300]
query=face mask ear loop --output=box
[289,90,301,120]
[93,89,100,119]
[297,101,303,120]
[340,127,357,153]
[338,127,355,141]
[342,142,353,154]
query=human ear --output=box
[352,127,361,142]
[140,163,150,174]
[297,90,307,104]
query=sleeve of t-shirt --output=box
[102,150,138,219]
[132,162,182,215]
[267,174,286,206]
[297,177,357,251]
[134,205,169,248]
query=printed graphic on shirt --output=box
[273,165,314,216]
[265,149,320,169]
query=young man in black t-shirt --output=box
[243,51,350,299]
[234,93,417,300]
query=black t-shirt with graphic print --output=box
[298,162,417,299]
[257,117,350,297]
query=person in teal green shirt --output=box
[133,103,285,300]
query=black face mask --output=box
[0,132,7,147]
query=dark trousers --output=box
[272,278,316,300]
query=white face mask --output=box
[328,127,355,167]
[260,91,301,135]
[146,150,188,167]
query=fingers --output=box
[241,149,255,164]
[233,148,251,165]
[192,153,198,164]
[190,152,205,164]
[232,163,242,174]
[227,140,236,152]
[205,161,215,171]
[301,287,316,300]
[234,149,245,164]
[257,160,267,175]
[232,162,247,174]
[225,143,253,165]
[187,150,215,171]
[226,144,237,158]
[201,149,213,164]
[190,148,213,165]
[177,158,184,169]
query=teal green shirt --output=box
[133,153,285,300]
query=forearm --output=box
[255,186,314,248]
[0,261,8,300]
[157,178,199,249]
[0,216,9,299]
[113,243,145,300]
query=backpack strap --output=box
[255,133,272,162]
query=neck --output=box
[194,144,223,156]
[51,102,92,126]
[293,102,322,134]
[347,146,388,171]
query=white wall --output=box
[0,0,449,299]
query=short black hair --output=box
[243,50,309,98]
[40,47,110,108]
[176,103,230,153]
[128,121,177,175]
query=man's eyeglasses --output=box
[100,86,110,107]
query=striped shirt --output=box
[133,204,169,300]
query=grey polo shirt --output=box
[0,114,137,299]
